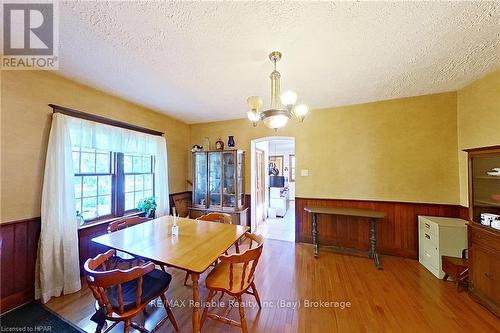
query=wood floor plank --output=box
[46,239,499,332]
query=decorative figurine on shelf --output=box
[203,137,210,151]
[227,135,235,148]
[191,144,203,152]
[215,138,224,150]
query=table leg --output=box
[312,213,319,258]
[369,219,382,270]
[191,272,201,333]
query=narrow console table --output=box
[304,206,386,269]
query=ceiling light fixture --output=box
[246,51,308,130]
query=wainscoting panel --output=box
[295,198,465,258]
[0,218,40,313]
[77,223,111,276]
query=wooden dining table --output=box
[91,215,248,333]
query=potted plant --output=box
[137,196,157,218]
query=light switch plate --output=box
[301,169,309,176]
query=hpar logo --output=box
[2,1,58,70]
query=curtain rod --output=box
[49,104,164,137]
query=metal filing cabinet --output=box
[418,216,468,279]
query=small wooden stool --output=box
[442,249,469,292]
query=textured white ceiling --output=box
[58,1,500,123]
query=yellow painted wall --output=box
[3,68,496,223]
[1,71,190,223]
[190,92,460,204]
[457,69,500,206]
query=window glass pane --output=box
[125,175,135,192]
[144,190,153,199]
[133,156,142,173]
[96,153,110,173]
[144,174,152,190]
[82,197,97,220]
[75,198,82,215]
[143,157,151,173]
[98,176,111,195]
[82,176,97,197]
[72,151,80,173]
[80,152,96,173]
[135,191,145,204]
[125,192,135,211]
[74,176,82,199]
[124,155,133,173]
[135,175,144,191]
[97,195,111,216]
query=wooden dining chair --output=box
[106,217,151,269]
[196,212,232,224]
[107,216,150,233]
[84,249,178,333]
[183,212,236,286]
[201,232,264,333]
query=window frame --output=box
[72,149,155,224]
[73,149,115,222]
[121,153,155,214]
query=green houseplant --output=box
[137,196,157,218]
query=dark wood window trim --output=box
[78,211,143,230]
[49,104,164,136]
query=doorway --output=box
[255,148,266,226]
[251,137,295,242]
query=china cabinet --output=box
[189,150,247,226]
[465,145,500,317]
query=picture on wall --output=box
[269,155,284,175]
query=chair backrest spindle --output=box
[218,232,264,292]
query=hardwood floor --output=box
[46,239,499,332]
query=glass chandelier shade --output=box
[246,52,308,130]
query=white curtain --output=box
[154,137,170,217]
[36,113,169,303]
[36,114,81,303]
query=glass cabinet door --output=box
[193,152,207,207]
[208,152,222,208]
[471,153,500,222]
[223,152,236,209]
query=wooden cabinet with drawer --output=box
[469,223,500,317]
[464,145,500,317]
[418,216,468,279]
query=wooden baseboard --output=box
[0,288,34,313]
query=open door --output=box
[255,148,266,226]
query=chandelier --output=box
[246,51,309,130]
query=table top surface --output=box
[92,215,248,273]
[304,206,386,219]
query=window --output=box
[72,148,154,222]
[124,153,154,211]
